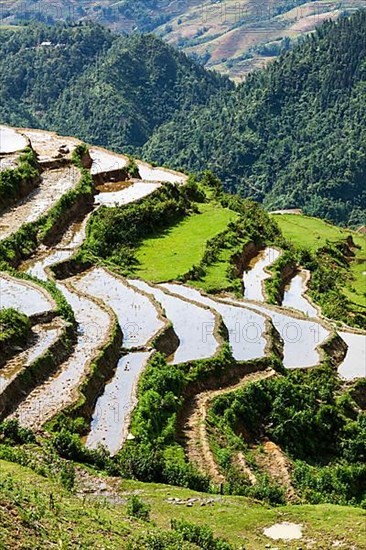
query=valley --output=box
[1,0,365,80]
[1,16,366,226]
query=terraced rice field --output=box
[243,247,281,302]
[282,270,318,317]
[273,213,366,308]
[0,273,55,316]
[161,283,268,362]
[129,279,221,364]
[0,126,364,468]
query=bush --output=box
[0,147,39,211]
[126,495,151,522]
[59,461,75,491]
[0,308,31,353]
[0,420,36,445]
[171,519,234,550]
[127,530,188,550]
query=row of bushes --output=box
[300,244,366,328]
[265,249,297,304]
[178,174,282,290]
[129,518,234,550]
[260,231,365,328]
[46,314,123,433]
[117,348,283,493]
[37,348,246,492]
[0,145,95,327]
[0,159,93,269]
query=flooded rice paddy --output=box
[129,279,220,363]
[243,247,281,302]
[282,271,318,317]
[162,283,268,361]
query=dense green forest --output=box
[145,11,366,226]
[0,23,230,152]
[1,13,366,225]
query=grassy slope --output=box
[134,202,238,282]
[273,214,366,308]
[191,245,235,293]
[0,460,130,549]
[0,459,365,550]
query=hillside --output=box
[0,125,365,547]
[0,23,230,152]
[1,15,366,225]
[144,10,366,226]
[1,458,365,549]
[0,0,365,79]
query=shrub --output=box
[171,519,234,550]
[0,308,31,353]
[0,420,36,445]
[126,495,151,522]
[59,461,75,491]
[127,530,188,549]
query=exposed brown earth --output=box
[254,440,299,502]
[180,368,277,483]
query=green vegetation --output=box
[0,308,30,359]
[1,0,362,79]
[0,151,93,273]
[0,23,230,153]
[0,147,39,212]
[144,11,366,226]
[82,182,194,270]
[118,349,283,494]
[127,495,151,522]
[0,456,365,549]
[2,14,366,224]
[274,214,365,253]
[187,192,280,293]
[208,365,366,505]
[135,202,238,282]
[266,213,366,326]
[274,213,366,309]
[84,172,280,293]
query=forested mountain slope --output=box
[144,10,366,226]
[1,0,364,79]
[1,13,366,225]
[0,23,230,152]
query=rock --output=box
[59,145,70,154]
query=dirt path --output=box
[255,440,299,502]
[182,368,277,483]
[236,452,257,485]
